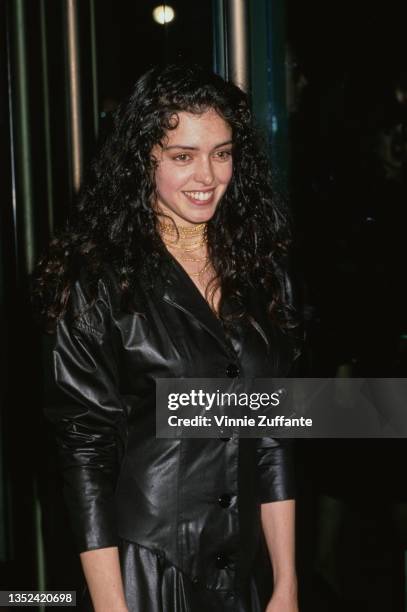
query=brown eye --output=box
[215,150,232,160]
[173,153,191,162]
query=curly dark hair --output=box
[32,63,295,333]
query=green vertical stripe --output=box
[212,0,226,78]
[40,0,54,236]
[13,0,36,274]
[249,0,268,128]
[10,0,45,597]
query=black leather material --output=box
[80,539,268,612]
[46,254,297,593]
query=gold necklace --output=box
[179,254,208,263]
[189,260,211,277]
[160,221,207,250]
[160,221,207,239]
[164,239,206,251]
[162,229,207,251]
[159,220,210,278]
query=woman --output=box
[33,64,299,612]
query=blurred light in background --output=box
[152,5,175,25]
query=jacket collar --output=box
[157,253,235,356]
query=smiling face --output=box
[152,109,233,226]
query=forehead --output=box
[163,109,232,146]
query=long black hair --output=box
[32,63,296,332]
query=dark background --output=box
[1,1,406,610]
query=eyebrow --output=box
[163,140,233,151]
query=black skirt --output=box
[80,539,270,612]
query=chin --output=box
[184,199,221,220]
[185,208,216,224]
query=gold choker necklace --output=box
[160,221,207,239]
[160,221,210,278]
[160,221,207,253]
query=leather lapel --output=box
[159,254,233,356]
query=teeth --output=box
[184,191,213,201]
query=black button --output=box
[220,437,231,442]
[218,494,232,508]
[215,553,229,569]
[226,363,239,378]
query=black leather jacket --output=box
[47,256,296,591]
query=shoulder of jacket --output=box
[66,263,121,333]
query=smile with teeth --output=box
[183,190,214,202]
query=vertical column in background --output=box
[212,0,251,93]
[3,0,41,593]
[249,0,288,189]
[0,0,12,566]
[39,0,54,236]
[225,0,251,93]
[212,0,227,79]
[7,0,36,277]
[63,0,100,199]
[212,0,288,186]
[63,0,84,197]
[2,0,100,594]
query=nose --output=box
[193,157,214,185]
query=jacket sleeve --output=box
[253,262,301,503]
[256,437,296,503]
[45,276,126,553]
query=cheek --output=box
[155,168,175,195]
[155,164,190,194]
[219,162,233,186]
